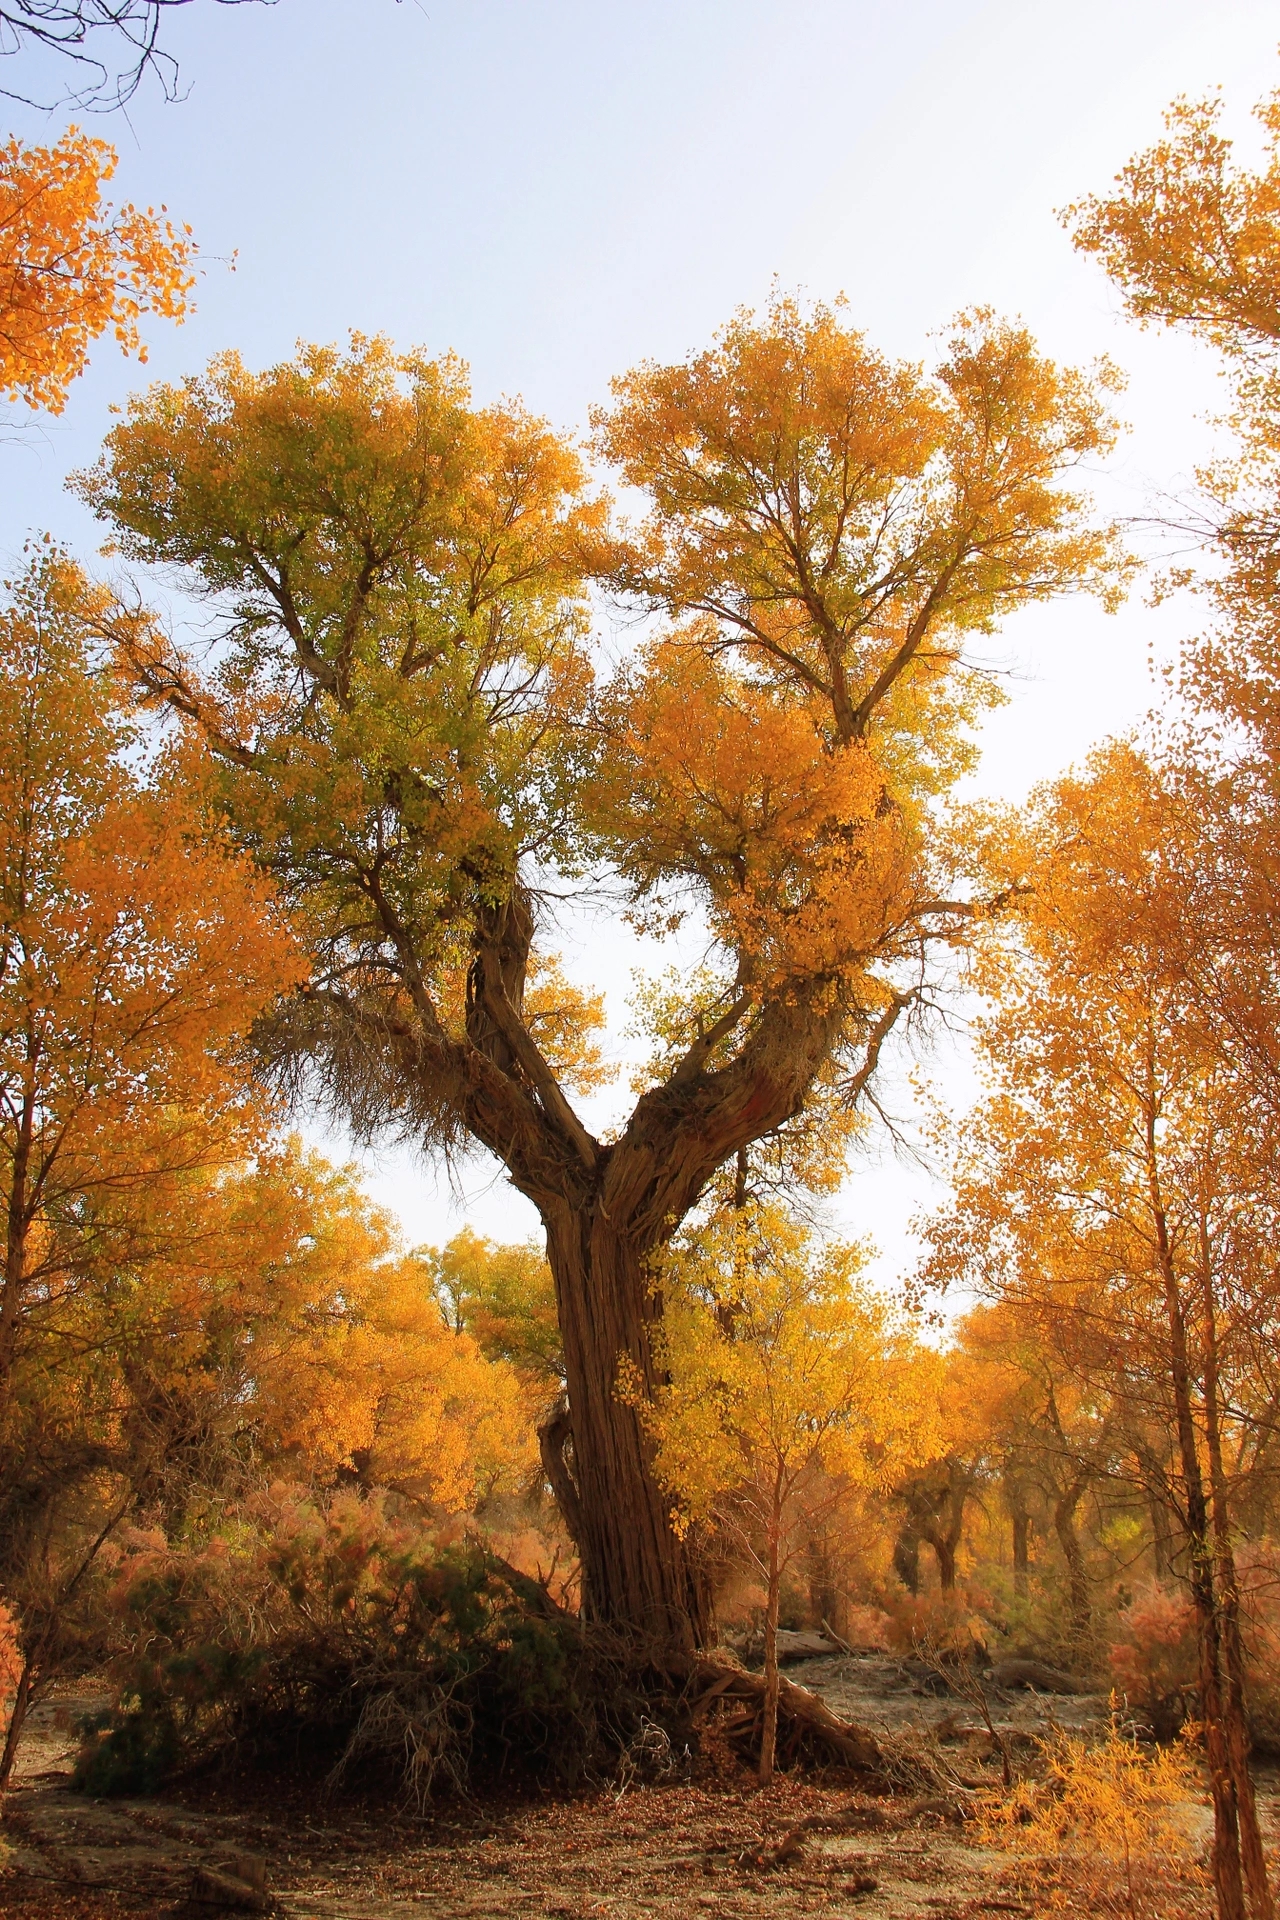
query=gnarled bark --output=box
[540,1208,711,1644]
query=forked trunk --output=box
[930,1533,958,1593]
[541,1204,712,1647]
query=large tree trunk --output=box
[457,893,858,1650]
[541,1203,712,1646]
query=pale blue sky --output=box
[1,0,1275,1269]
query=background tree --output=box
[0,1134,540,1788]
[0,555,299,1424]
[78,305,1123,1649]
[923,745,1277,1920]
[0,552,302,1784]
[955,1301,1121,1649]
[1070,72,1280,1188]
[623,1199,934,1783]
[428,1226,563,1436]
[1065,83,1280,1919]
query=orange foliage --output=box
[0,555,301,1414]
[594,637,911,990]
[0,1600,20,1706]
[595,296,1127,767]
[1067,84,1280,356]
[0,129,195,414]
[115,1148,540,1512]
[1109,1582,1200,1727]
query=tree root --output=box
[676,1652,956,1792]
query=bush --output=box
[0,1598,21,1707]
[880,1584,994,1660]
[1108,1582,1199,1741]
[980,1718,1209,1918]
[73,1488,662,1801]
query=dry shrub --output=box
[841,1603,892,1651]
[881,1586,993,1659]
[327,1678,473,1809]
[0,1599,21,1706]
[72,1487,662,1802]
[0,1597,22,1779]
[980,1718,1209,1918]
[1108,1581,1199,1740]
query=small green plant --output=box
[73,1702,179,1797]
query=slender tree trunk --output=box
[759,1494,782,1787]
[542,1205,712,1645]
[1133,1439,1176,1575]
[1148,1151,1245,1920]
[1005,1470,1031,1597]
[893,1524,920,1595]
[1199,1218,1274,1920]
[1149,1490,1173,1579]
[1052,1479,1092,1648]
[807,1526,838,1634]
[0,1073,35,1427]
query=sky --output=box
[1,0,1276,1278]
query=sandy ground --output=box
[0,1656,1231,1918]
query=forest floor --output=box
[0,1653,1236,1918]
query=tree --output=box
[622,1200,933,1783]
[0,1,271,110]
[0,555,300,1421]
[954,1302,1121,1646]
[429,1227,563,1405]
[0,126,196,415]
[1066,89,1280,1920]
[0,553,305,1785]
[922,745,1277,1920]
[1067,81,1280,362]
[77,305,1123,1649]
[198,1153,539,1510]
[0,1128,541,1788]
[1069,72,1280,1175]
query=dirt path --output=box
[0,1657,1153,1919]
